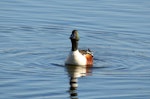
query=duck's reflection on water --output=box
[65,65,92,99]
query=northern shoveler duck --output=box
[65,30,93,66]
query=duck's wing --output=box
[79,49,93,57]
[79,49,93,66]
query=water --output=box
[0,0,150,99]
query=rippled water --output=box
[0,0,150,99]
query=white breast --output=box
[65,50,87,66]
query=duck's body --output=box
[65,30,93,66]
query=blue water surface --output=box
[0,0,150,99]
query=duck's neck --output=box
[71,39,78,51]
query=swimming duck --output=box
[65,30,93,66]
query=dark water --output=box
[0,0,150,99]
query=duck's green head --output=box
[70,30,79,41]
